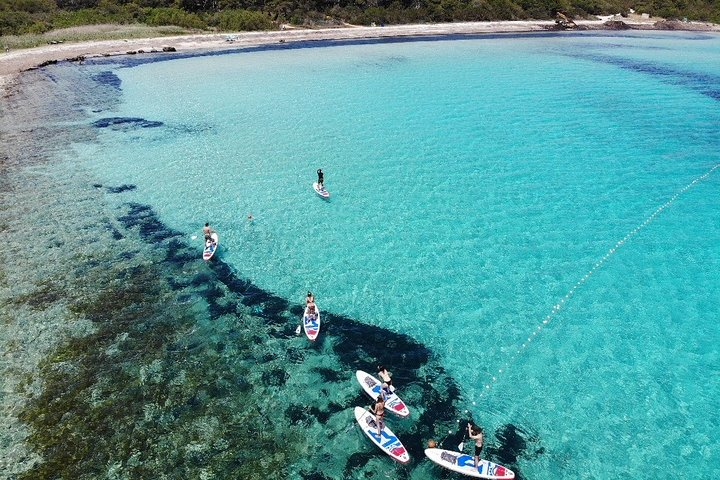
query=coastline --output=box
[2,18,720,93]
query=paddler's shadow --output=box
[486,424,544,480]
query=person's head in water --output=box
[205,223,209,227]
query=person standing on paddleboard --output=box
[371,395,386,437]
[467,422,484,469]
[317,169,324,188]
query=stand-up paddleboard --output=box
[203,233,219,261]
[303,304,321,341]
[354,407,410,464]
[313,182,330,198]
[355,370,409,417]
[424,448,515,479]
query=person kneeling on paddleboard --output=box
[467,422,484,469]
[371,395,386,437]
[378,365,393,390]
[316,169,324,188]
[203,222,213,241]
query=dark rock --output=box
[162,47,177,52]
[106,184,136,194]
[604,20,632,29]
[92,117,163,129]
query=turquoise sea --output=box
[1,31,719,479]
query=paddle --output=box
[458,424,468,451]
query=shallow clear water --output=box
[7,31,720,479]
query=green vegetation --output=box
[0,24,194,49]
[1,0,719,40]
[15,246,302,479]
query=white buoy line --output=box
[477,162,720,400]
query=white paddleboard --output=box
[424,448,515,479]
[355,370,409,417]
[303,304,321,341]
[313,182,330,198]
[354,407,410,464]
[203,233,219,261]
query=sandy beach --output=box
[2,17,719,94]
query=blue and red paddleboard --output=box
[355,370,410,417]
[354,407,410,464]
[302,304,321,341]
[424,448,515,479]
[313,182,330,198]
[203,233,219,261]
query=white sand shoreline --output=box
[2,19,719,94]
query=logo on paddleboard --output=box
[441,451,459,464]
[391,446,406,457]
[363,376,376,388]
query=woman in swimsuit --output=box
[371,395,385,437]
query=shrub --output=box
[0,10,34,35]
[145,7,206,28]
[2,0,57,14]
[208,9,273,30]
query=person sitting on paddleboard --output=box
[203,223,213,240]
[371,395,385,437]
[297,292,316,335]
[317,169,324,188]
[467,422,484,469]
[378,365,393,390]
